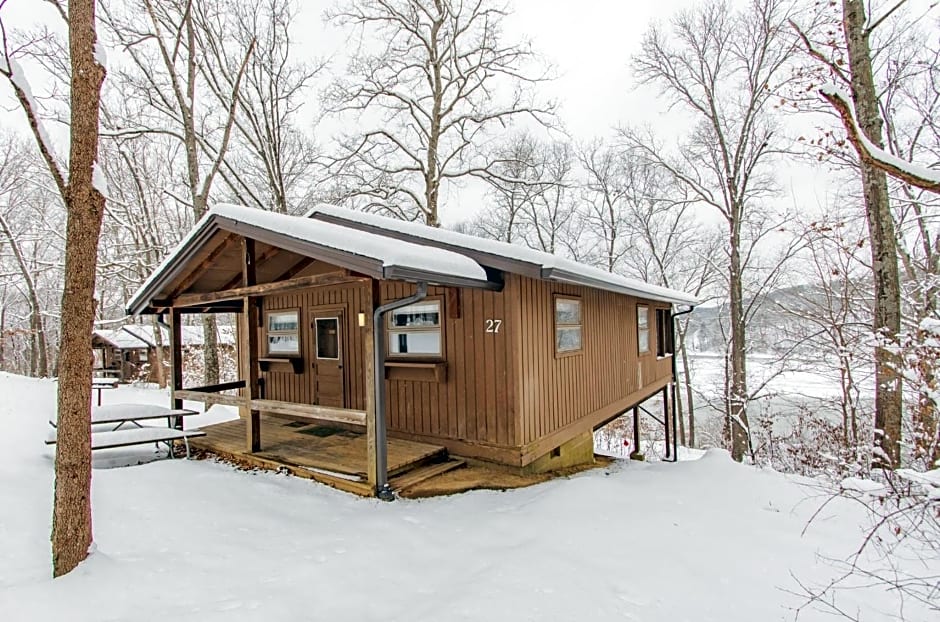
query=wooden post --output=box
[630,405,642,460]
[364,281,377,490]
[169,308,183,428]
[240,237,261,453]
[663,384,672,460]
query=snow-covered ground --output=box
[0,372,932,621]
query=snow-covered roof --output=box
[121,323,235,347]
[93,328,150,350]
[95,324,235,349]
[128,204,494,314]
[307,204,700,306]
[129,202,698,315]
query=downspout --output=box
[372,281,428,501]
[669,306,695,463]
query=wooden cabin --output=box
[92,327,151,381]
[128,204,697,497]
[92,323,235,383]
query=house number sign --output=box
[484,319,502,333]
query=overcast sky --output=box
[2,0,937,225]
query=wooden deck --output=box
[189,414,449,496]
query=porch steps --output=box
[387,445,448,478]
[390,458,466,492]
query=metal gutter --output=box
[372,282,429,501]
[383,266,500,291]
[542,267,701,307]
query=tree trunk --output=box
[675,377,686,446]
[728,221,750,461]
[0,213,49,377]
[52,0,106,577]
[149,315,167,389]
[841,0,903,469]
[678,323,695,448]
[0,302,6,370]
[203,315,219,385]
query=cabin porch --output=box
[188,412,464,496]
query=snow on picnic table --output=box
[0,372,931,621]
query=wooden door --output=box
[311,309,345,407]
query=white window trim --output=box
[387,298,443,359]
[554,296,583,355]
[637,305,650,355]
[266,309,301,356]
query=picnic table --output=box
[91,377,119,406]
[46,404,205,459]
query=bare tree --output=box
[101,0,255,385]
[524,139,581,257]
[197,0,322,214]
[791,0,929,468]
[618,178,722,448]
[577,140,636,273]
[0,139,53,377]
[623,0,797,461]
[324,0,553,225]
[1,0,108,576]
[470,131,543,243]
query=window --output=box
[315,317,340,360]
[656,308,674,357]
[555,297,582,354]
[266,310,300,356]
[388,300,442,357]
[637,305,650,354]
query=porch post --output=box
[169,308,183,420]
[364,280,378,490]
[240,237,261,453]
[631,405,641,460]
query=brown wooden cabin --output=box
[127,204,697,498]
[92,327,151,382]
[92,323,234,384]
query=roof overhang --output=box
[128,207,499,316]
[308,204,700,307]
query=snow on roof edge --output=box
[306,203,700,306]
[128,204,491,314]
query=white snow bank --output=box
[840,476,886,496]
[0,373,934,621]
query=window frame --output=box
[314,316,341,361]
[637,304,651,356]
[554,295,583,357]
[264,308,301,357]
[386,296,445,361]
[655,307,675,358]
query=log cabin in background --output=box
[127,204,698,498]
[92,323,235,384]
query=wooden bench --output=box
[46,427,207,459]
[91,378,119,406]
[49,405,200,432]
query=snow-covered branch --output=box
[820,84,940,193]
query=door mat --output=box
[297,425,360,438]
[283,421,309,428]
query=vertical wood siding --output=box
[513,275,674,446]
[260,281,370,411]
[379,281,517,447]
[247,272,673,461]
